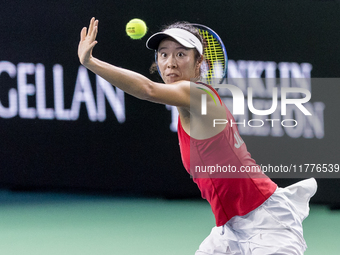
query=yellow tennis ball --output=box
[126,18,147,39]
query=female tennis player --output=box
[78,17,317,255]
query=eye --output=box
[160,52,167,58]
[177,52,185,57]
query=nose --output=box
[167,54,177,69]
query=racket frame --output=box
[191,23,228,84]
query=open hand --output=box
[78,17,98,66]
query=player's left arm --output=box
[78,17,203,109]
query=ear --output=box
[197,54,204,66]
[195,54,204,73]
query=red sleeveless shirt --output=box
[177,104,277,226]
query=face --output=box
[157,38,201,84]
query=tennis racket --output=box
[191,24,228,85]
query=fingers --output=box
[85,17,98,42]
[79,17,98,44]
[80,17,98,42]
[88,17,98,36]
[91,22,98,41]
[78,17,99,65]
[80,27,87,41]
[88,17,95,35]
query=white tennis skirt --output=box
[196,178,318,255]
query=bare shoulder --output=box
[178,82,227,139]
[189,82,226,117]
[147,80,212,108]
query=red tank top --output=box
[177,105,277,226]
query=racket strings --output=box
[199,29,225,83]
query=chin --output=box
[165,78,179,84]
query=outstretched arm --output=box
[77,17,192,108]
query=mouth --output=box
[166,73,179,77]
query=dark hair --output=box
[149,21,205,76]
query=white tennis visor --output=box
[146,28,203,55]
